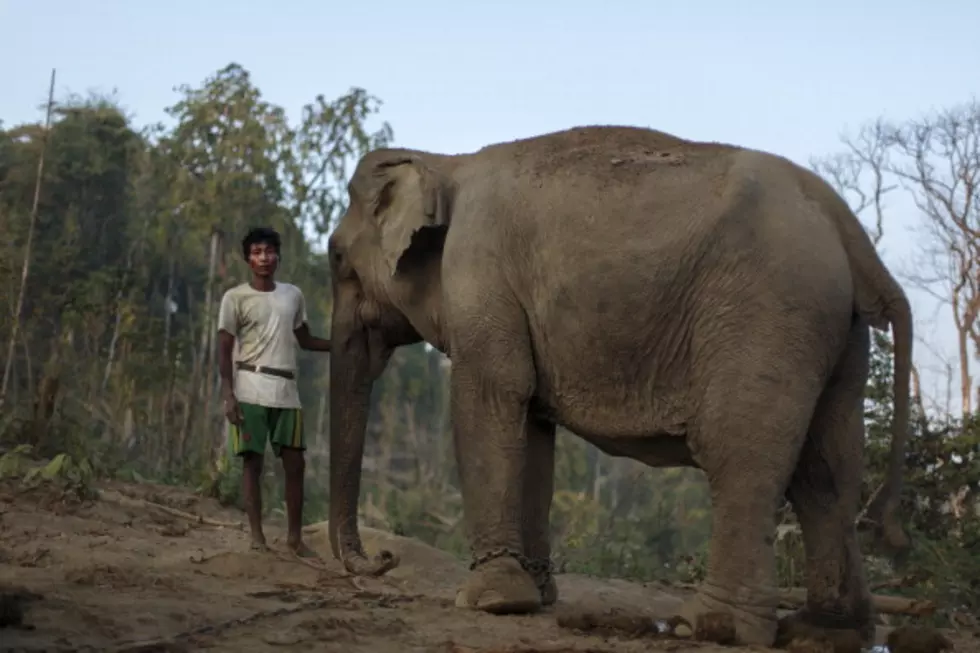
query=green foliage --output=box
[547,443,713,583]
[0,445,33,478]
[865,332,979,553]
[775,330,980,620]
[0,62,408,487]
[0,445,97,500]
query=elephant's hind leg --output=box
[522,416,559,606]
[779,319,876,648]
[677,338,830,646]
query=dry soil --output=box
[0,478,975,653]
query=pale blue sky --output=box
[2,0,978,407]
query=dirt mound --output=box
[1,478,974,652]
[193,550,323,584]
[304,521,468,598]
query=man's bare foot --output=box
[287,539,321,560]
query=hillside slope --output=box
[0,478,973,652]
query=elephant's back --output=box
[456,126,855,323]
[474,124,739,193]
[469,133,844,275]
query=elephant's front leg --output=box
[523,416,558,606]
[450,319,542,615]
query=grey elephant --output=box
[325,125,912,648]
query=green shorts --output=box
[228,402,305,457]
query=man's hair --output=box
[242,227,281,260]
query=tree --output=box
[887,101,980,416]
[0,70,55,412]
[0,63,417,495]
[0,95,146,454]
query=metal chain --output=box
[468,549,555,593]
[468,547,532,572]
[525,557,555,591]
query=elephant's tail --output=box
[862,281,913,554]
[797,166,913,553]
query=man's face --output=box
[247,242,279,277]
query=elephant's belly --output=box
[525,269,698,446]
[531,371,697,469]
[579,433,698,469]
[531,351,691,434]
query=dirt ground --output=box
[0,479,975,653]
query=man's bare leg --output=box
[242,452,268,551]
[280,446,317,558]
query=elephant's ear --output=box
[371,155,453,277]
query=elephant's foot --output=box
[455,551,541,615]
[527,557,558,606]
[340,549,401,577]
[668,588,778,646]
[331,528,401,577]
[775,608,874,653]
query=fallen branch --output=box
[448,646,609,653]
[107,588,429,652]
[673,584,936,617]
[98,490,243,529]
[871,576,919,592]
[107,594,338,652]
[777,587,936,617]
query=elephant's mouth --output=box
[355,299,383,328]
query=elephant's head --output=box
[326,148,456,576]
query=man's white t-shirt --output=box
[217,282,309,409]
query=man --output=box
[217,226,331,557]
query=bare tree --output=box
[811,108,980,416]
[887,101,980,415]
[810,118,896,249]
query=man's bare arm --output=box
[218,329,236,396]
[294,323,331,352]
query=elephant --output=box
[325,125,913,648]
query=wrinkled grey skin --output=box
[326,126,912,648]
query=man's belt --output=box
[235,362,295,380]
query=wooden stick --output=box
[776,587,937,617]
[673,584,936,616]
[98,490,243,529]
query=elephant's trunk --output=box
[328,297,400,577]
